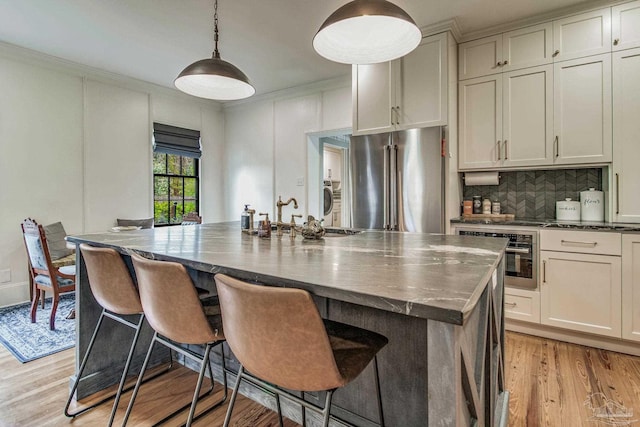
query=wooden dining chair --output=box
[21,218,75,330]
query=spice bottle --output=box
[482,198,492,214]
[472,196,482,214]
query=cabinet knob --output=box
[503,60,508,65]
[496,61,503,66]
[552,50,560,57]
[496,140,501,160]
[614,38,620,46]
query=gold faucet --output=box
[276,196,298,236]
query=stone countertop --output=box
[451,216,640,232]
[67,222,507,326]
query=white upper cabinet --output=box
[553,54,612,165]
[552,8,611,61]
[353,61,394,135]
[502,65,554,167]
[612,0,640,51]
[613,47,640,223]
[459,23,552,80]
[353,32,448,136]
[458,74,503,169]
[502,23,554,72]
[459,35,503,80]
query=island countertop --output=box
[67,222,507,325]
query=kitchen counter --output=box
[451,216,640,232]
[67,222,508,426]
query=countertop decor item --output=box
[174,0,255,100]
[580,188,604,221]
[556,198,580,221]
[301,215,326,240]
[313,0,421,64]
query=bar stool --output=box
[123,254,227,427]
[64,244,172,425]
[214,273,388,427]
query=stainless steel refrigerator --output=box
[350,127,444,233]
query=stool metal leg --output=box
[322,390,334,427]
[185,343,213,427]
[122,331,158,426]
[64,309,107,417]
[275,393,284,427]
[223,364,244,427]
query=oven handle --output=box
[505,247,530,254]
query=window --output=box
[152,123,201,226]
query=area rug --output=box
[0,294,75,363]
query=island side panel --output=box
[327,299,429,426]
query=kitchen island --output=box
[67,222,508,426]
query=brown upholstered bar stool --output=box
[214,273,388,427]
[64,244,172,425]
[123,254,227,427]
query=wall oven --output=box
[455,226,538,290]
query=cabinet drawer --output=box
[540,229,621,255]
[505,288,540,323]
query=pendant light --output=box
[313,0,422,65]
[175,0,255,100]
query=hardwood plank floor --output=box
[1,332,639,426]
[505,332,640,426]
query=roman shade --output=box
[153,123,201,158]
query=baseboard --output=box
[0,282,30,308]
[506,319,640,357]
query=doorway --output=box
[307,130,351,228]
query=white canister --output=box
[556,198,581,221]
[580,188,604,222]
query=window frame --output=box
[153,152,200,227]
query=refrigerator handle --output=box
[390,144,398,230]
[383,145,390,230]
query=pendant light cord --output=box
[213,0,220,59]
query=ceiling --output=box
[0,0,600,99]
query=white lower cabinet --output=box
[540,229,622,338]
[622,234,640,342]
[505,288,540,323]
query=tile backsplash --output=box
[462,168,603,219]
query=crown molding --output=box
[0,40,222,111]
[421,18,463,41]
[459,0,620,42]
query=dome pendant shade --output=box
[313,0,422,65]
[175,56,255,101]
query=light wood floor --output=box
[1,332,639,426]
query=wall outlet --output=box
[296,177,304,186]
[0,269,11,283]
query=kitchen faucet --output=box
[276,196,298,236]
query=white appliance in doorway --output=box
[323,145,344,226]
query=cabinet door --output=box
[396,32,447,130]
[502,65,553,167]
[540,250,621,338]
[612,0,640,51]
[622,234,640,341]
[502,22,553,72]
[553,54,612,165]
[613,48,640,223]
[458,34,503,80]
[352,63,394,136]
[553,8,611,61]
[458,74,503,170]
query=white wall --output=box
[0,48,224,306]
[222,78,351,223]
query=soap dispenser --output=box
[257,213,271,238]
[241,205,250,230]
